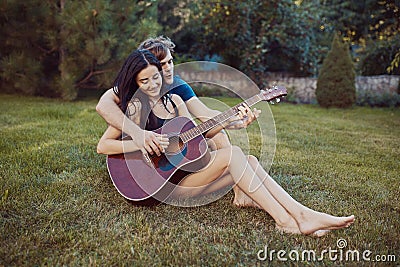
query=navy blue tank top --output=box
[145,96,178,131]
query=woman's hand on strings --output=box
[136,130,169,156]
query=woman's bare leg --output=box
[207,135,260,208]
[177,147,313,233]
[174,146,354,235]
[232,156,262,208]
[186,155,261,208]
[194,167,260,209]
[244,155,354,234]
[198,169,330,236]
[201,153,352,235]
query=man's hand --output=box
[225,104,261,130]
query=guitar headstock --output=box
[260,85,287,104]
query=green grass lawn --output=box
[1,94,399,266]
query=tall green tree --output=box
[166,0,325,88]
[314,0,400,75]
[0,1,161,100]
[316,33,356,108]
[315,0,399,42]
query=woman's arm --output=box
[172,94,192,118]
[96,125,142,155]
[178,95,260,138]
[96,88,168,156]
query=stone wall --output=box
[178,68,400,103]
[177,69,260,99]
[267,74,400,103]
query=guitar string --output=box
[179,93,263,143]
[178,87,285,143]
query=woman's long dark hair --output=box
[113,49,165,128]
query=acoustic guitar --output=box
[107,86,287,206]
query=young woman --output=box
[97,49,355,237]
[96,36,257,207]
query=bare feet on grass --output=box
[296,209,355,235]
[275,217,331,237]
[232,186,262,209]
[231,186,354,237]
[276,225,331,237]
[275,216,302,235]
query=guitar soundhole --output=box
[166,135,184,155]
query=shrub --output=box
[359,38,400,76]
[356,90,400,108]
[316,33,356,108]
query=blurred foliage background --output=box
[0,0,399,100]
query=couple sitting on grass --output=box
[96,36,355,237]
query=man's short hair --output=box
[138,36,175,61]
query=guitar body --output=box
[107,116,210,206]
[106,86,287,206]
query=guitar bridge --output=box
[142,153,155,169]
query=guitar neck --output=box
[179,93,263,143]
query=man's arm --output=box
[185,97,221,122]
[185,97,260,149]
[96,89,130,131]
[184,97,231,149]
[186,97,260,128]
[96,89,167,156]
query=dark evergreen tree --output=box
[316,33,356,108]
[0,1,160,100]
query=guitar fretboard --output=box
[179,93,263,143]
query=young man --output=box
[96,36,254,156]
[96,36,258,206]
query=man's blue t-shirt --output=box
[165,75,196,102]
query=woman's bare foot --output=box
[275,224,301,235]
[275,220,331,237]
[232,186,262,209]
[296,209,355,235]
[313,229,330,237]
[275,214,302,234]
